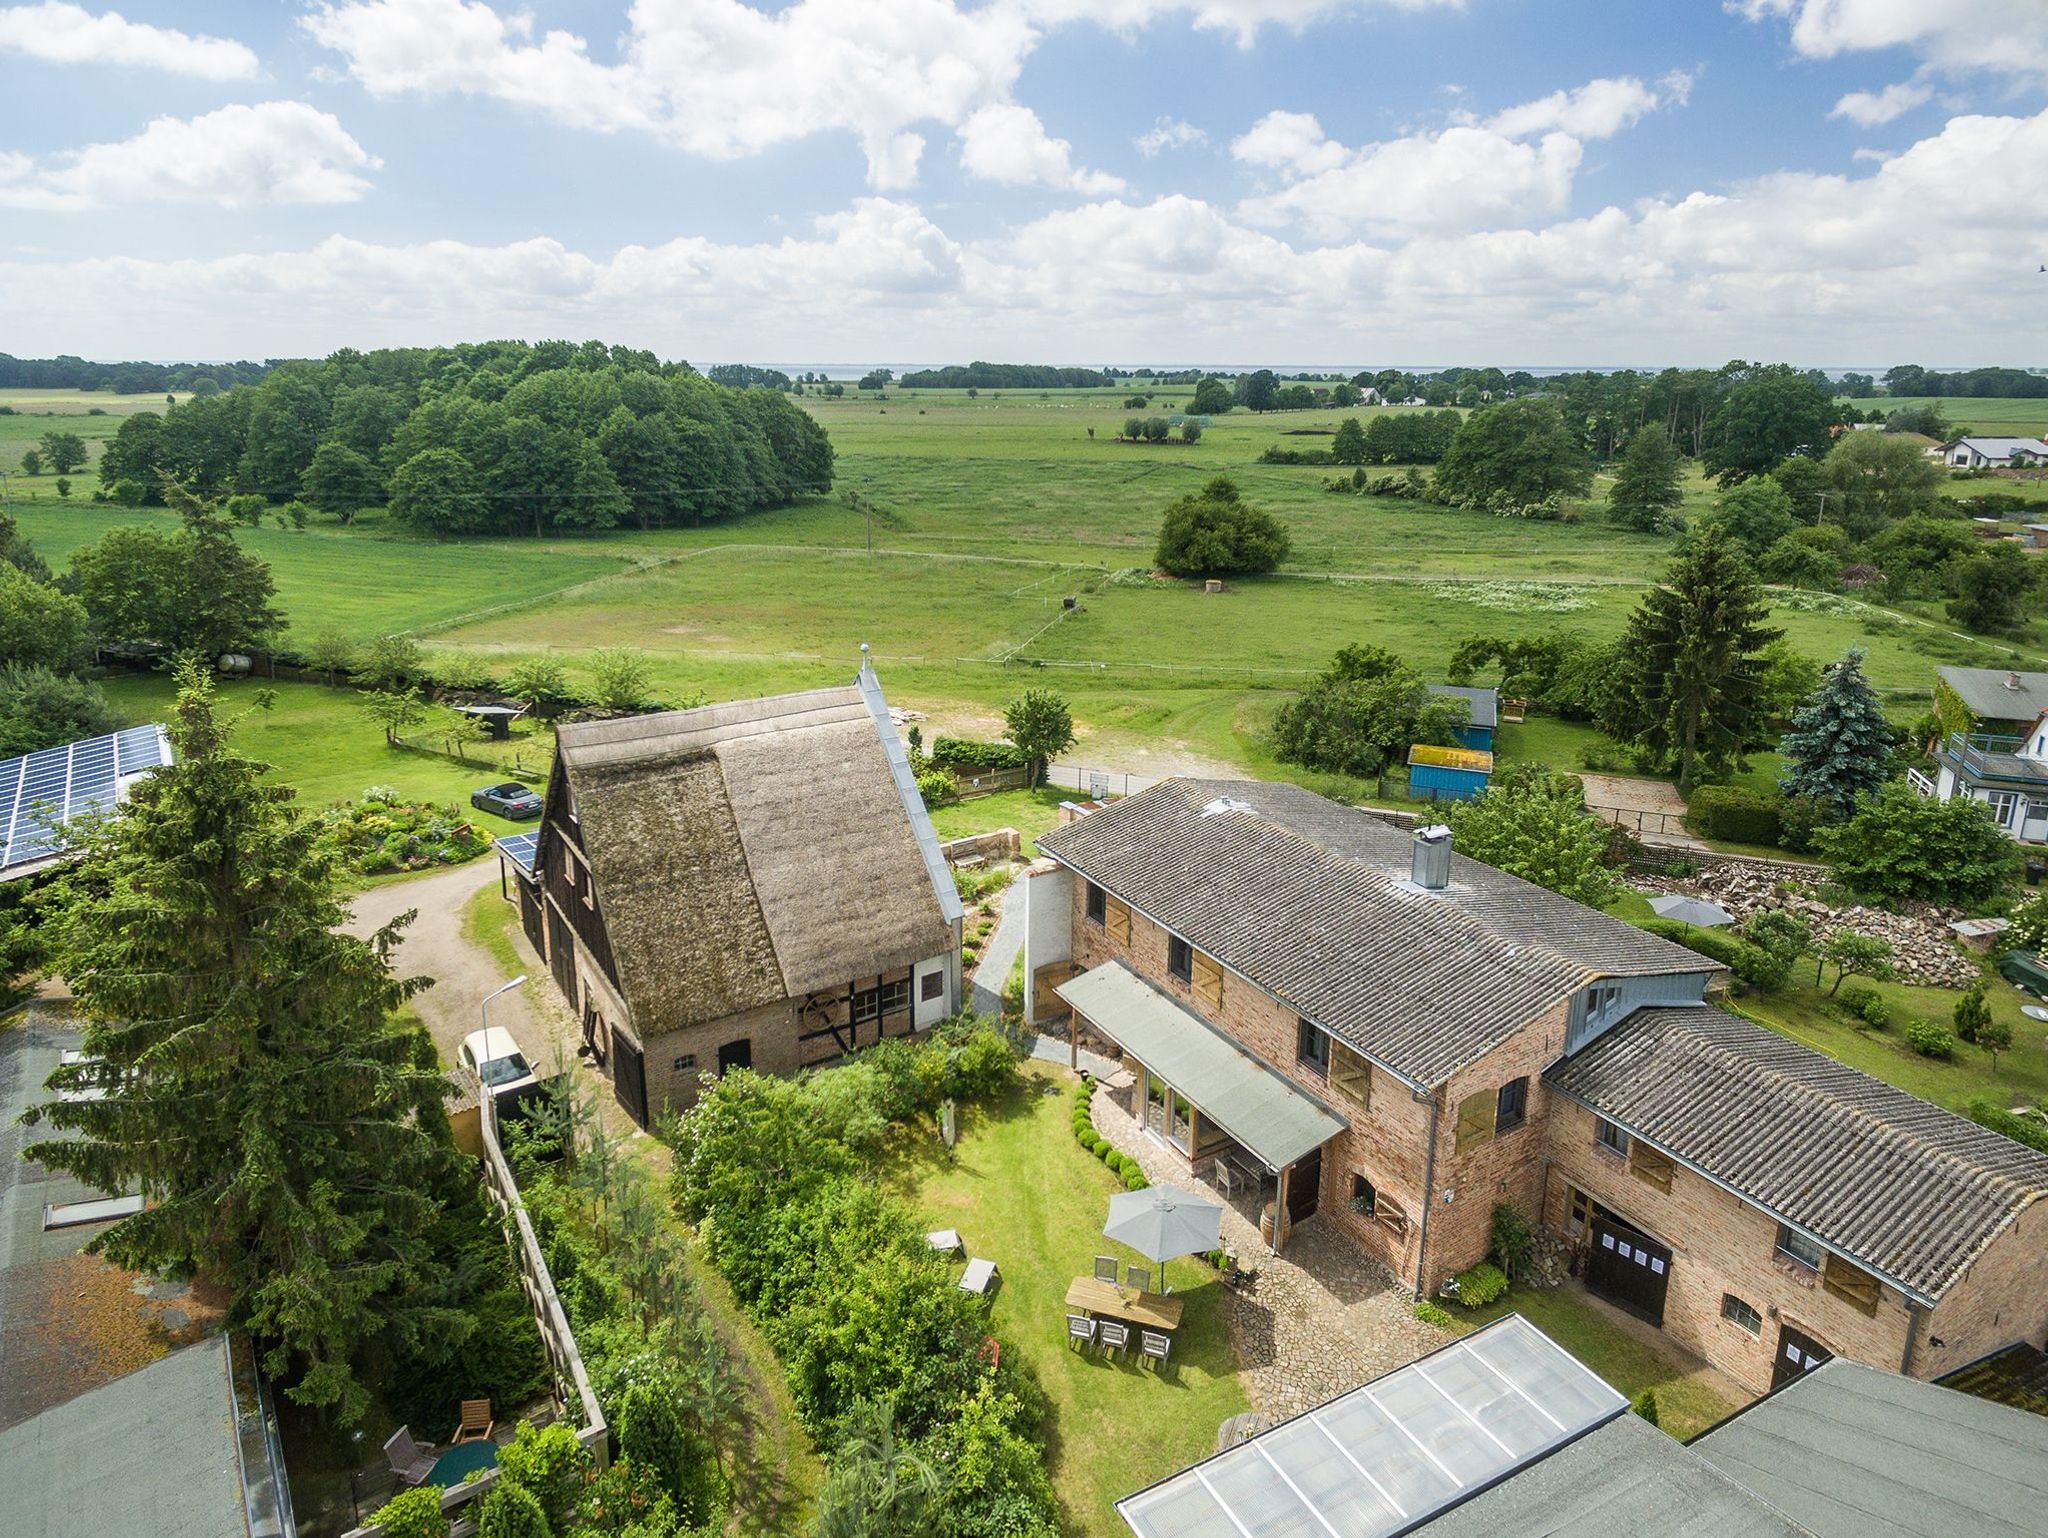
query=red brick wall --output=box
[1915,1198,2048,1381]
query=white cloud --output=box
[1830,81,1934,126]
[1733,0,2048,84]
[0,103,380,210]
[1023,0,1462,51]
[1134,117,1206,157]
[1233,76,1686,239]
[958,104,1124,194]
[0,2,258,79]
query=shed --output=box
[1407,742,1493,802]
[1425,685,1501,751]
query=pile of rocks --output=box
[1519,1232,1573,1290]
[1631,864,1983,989]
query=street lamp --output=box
[480,975,527,1038]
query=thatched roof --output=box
[555,674,959,1035]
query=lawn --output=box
[1455,1283,1742,1440]
[893,1064,1247,1538]
[926,786,1074,853]
[1855,396,2048,438]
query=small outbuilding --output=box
[1406,742,1493,801]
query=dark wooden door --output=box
[1286,1148,1322,1223]
[1772,1323,1833,1390]
[518,882,545,956]
[546,903,576,1002]
[1585,1212,1671,1326]
[717,1037,753,1075]
[612,1036,648,1127]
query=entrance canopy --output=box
[1059,962,1345,1172]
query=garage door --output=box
[1586,1212,1671,1327]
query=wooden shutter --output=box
[1628,1142,1675,1192]
[1330,1042,1372,1110]
[1192,952,1224,1012]
[1104,896,1131,945]
[1822,1254,1882,1316]
[1454,1090,1494,1154]
[1374,1193,1409,1237]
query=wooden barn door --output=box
[1585,1211,1670,1326]
[612,1036,648,1127]
[1286,1148,1322,1223]
[1773,1324,1833,1390]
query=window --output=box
[673,1053,697,1074]
[1329,1042,1372,1109]
[1455,1090,1495,1154]
[852,985,880,1025]
[920,970,945,1003]
[1086,881,1107,925]
[1721,1294,1762,1334]
[1595,1117,1630,1157]
[1775,1223,1823,1271]
[1167,934,1193,983]
[1351,1174,1377,1218]
[878,978,911,1015]
[1628,1142,1675,1192]
[1985,789,2021,828]
[1297,1019,1330,1077]
[1495,1077,1528,1134]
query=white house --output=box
[1928,703,2048,841]
[1944,436,2048,469]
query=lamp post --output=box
[477,976,526,1136]
[480,975,527,1039]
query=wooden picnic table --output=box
[1064,1275,1184,1332]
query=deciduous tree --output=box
[1002,689,1075,787]
[1607,428,1683,532]
[38,429,88,473]
[1443,768,1619,906]
[1435,399,1592,513]
[1154,476,1290,577]
[1816,783,2020,907]
[1702,369,1835,485]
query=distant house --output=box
[1944,436,2048,469]
[527,664,964,1124]
[1025,780,2048,1397]
[1923,668,2048,839]
[1933,665,2048,738]
[1355,386,1384,406]
[1426,683,1499,751]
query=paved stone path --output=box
[1090,1084,1445,1424]
[968,885,1024,1017]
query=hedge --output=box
[931,736,1030,771]
[1256,446,1335,466]
[1683,785,1784,847]
[1968,1099,2048,1154]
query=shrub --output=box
[1489,1203,1534,1282]
[1836,980,1889,1030]
[494,1422,591,1530]
[1817,783,2022,907]
[1635,919,1778,992]
[1684,785,1784,847]
[916,766,957,808]
[1630,1388,1660,1426]
[1967,1099,2048,1155]
[930,736,1030,771]
[1412,1300,1455,1328]
[475,1481,550,1538]
[367,1487,449,1538]
[1155,475,1291,577]
[1452,1261,1509,1308]
[1905,1019,1955,1059]
[1123,1169,1148,1190]
[1954,979,1991,1044]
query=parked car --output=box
[471,782,542,819]
[459,1026,539,1113]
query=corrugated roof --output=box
[1544,1007,2048,1301]
[555,676,957,1033]
[1058,961,1346,1170]
[1691,1360,2048,1538]
[1036,779,1709,1086]
[1428,684,1500,730]
[1936,666,2048,722]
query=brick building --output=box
[526,664,962,1124]
[1026,778,2048,1396]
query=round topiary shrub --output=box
[368,1487,449,1538]
[1452,1261,1509,1308]
[1123,1170,1148,1191]
[477,1481,550,1538]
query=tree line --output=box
[0,352,272,396]
[95,339,835,537]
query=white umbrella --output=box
[1649,893,1734,928]
[1104,1185,1223,1294]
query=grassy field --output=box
[893,1064,1246,1537]
[1859,396,2048,437]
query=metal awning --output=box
[1058,961,1345,1171]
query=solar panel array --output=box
[0,726,171,878]
[1117,1314,1626,1538]
[494,831,539,876]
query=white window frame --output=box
[1984,788,2021,828]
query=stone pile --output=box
[1631,864,1982,989]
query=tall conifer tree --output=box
[1778,647,1892,819]
[1608,427,1683,532]
[24,663,459,1421]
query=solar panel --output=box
[494,831,539,876]
[0,725,172,879]
[1117,1315,1627,1538]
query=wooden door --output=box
[1772,1323,1833,1390]
[1286,1147,1322,1223]
[1585,1211,1671,1326]
[612,1036,648,1127]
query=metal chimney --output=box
[1412,824,1452,891]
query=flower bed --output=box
[316,787,490,874]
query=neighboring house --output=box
[1924,667,2048,839]
[1425,683,1499,751]
[527,664,963,1125]
[1119,1321,2048,1538]
[1025,778,2048,1396]
[1944,436,2048,469]
[0,725,171,884]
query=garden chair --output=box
[1097,1320,1131,1357]
[1141,1331,1172,1368]
[451,1399,495,1445]
[1067,1314,1098,1350]
[926,1229,964,1257]
[1125,1265,1151,1294]
[1093,1255,1118,1282]
[1209,1158,1240,1201]
[383,1427,436,1488]
[959,1257,998,1296]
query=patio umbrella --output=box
[1104,1185,1223,1294]
[1649,894,1734,928]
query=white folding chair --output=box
[1141,1330,1172,1367]
[1098,1320,1131,1356]
[1093,1255,1119,1282]
[1067,1314,1098,1350]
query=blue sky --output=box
[2,0,2045,365]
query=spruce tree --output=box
[1603,526,1783,792]
[1777,647,1892,820]
[1608,427,1683,532]
[23,663,458,1422]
